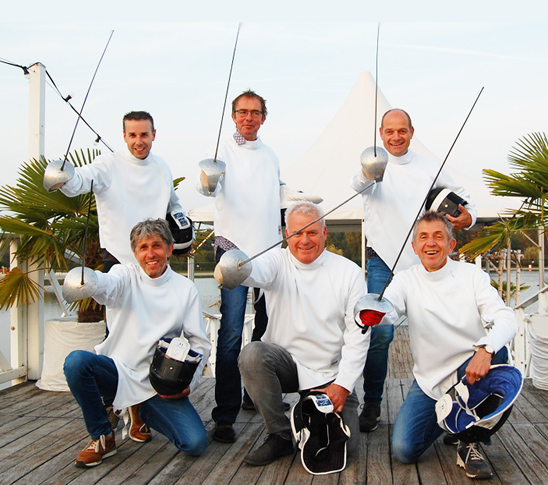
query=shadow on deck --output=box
[1,326,548,484]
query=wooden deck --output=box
[1,326,548,484]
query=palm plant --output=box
[460,132,548,259]
[491,279,531,303]
[0,149,103,321]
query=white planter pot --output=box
[526,314,548,391]
[36,317,106,392]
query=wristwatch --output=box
[474,344,494,355]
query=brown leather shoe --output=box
[128,404,152,443]
[75,432,117,468]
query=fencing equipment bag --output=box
[435,364,523,443]
[426,188,467,218]
[290,391,350,475]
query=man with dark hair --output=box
[350,108,477,434]
[44,110,191,271]
[63,218,210,468]
[122,110,155,131]
[197,90,283,443]
[44,111,193,438]
[231,90,268,118]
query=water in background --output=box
[0,277,225,364]
[0,270,545,363]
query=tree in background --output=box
[460,132,548,261]
[327,232,361,266]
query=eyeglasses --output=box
[234,109,264,118]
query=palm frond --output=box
[0,267,43,310]
[460,221,510,260]
[459,210,545,260]
[483,169,545,200]
[508,132,548,172]
[173,176,185,190]
[0,149,101,309]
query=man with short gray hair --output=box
[371,211,517,479]
[232,201,369,466]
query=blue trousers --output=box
[362,255,394,404]
[392,347,509,463]
[64,350,208,456]
[212,282,249,423]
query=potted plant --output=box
[0,149,104,321]
[0,149,107,390]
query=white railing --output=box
[512,285,548,377]
[202,311,255,377]
[2,245,545,388]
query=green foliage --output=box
[524,246,539,261]
[0,150,101,311]
[192,227,216,272]
[0,267,42,309]
[460,133,548,260]
[491,279,531,303]
[326,232,361,266]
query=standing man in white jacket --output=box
[350,109,477,433]
[44,111,191,269]
[197,90,283,443]
[234,202,370,466]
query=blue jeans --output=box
[212,283,248,423]
[64,350,208,456]
[362,255,394,404]
[392,347,509,463]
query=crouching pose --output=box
[357,211,518,479]
[216,202,370,467]
[63,219,210,468]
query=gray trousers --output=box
[238,341,359,454]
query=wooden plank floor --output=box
[1,325,548,484]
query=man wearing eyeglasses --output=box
[197,90,282,443]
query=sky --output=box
[1,5,548,216]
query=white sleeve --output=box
[334,268,370,393]
[92,266,131,307]
[242,250,282,291]
[473,268,518,352]
[166,179,185,215]
[60,156,113,197]
[350,167,377,194]
[180,285,211,392]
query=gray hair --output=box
[130,218,174,251]
[285,201,325,229]
[413,210,454,241]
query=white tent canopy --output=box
[283,72,516,228]
[190,72,516,227]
